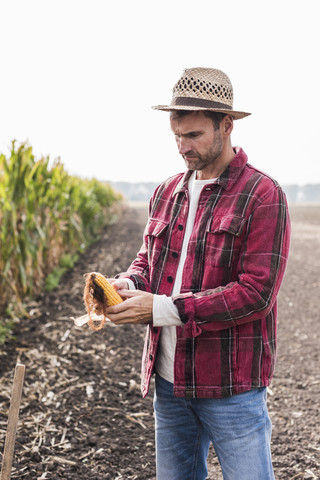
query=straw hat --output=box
[152,67,251,120]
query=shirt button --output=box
[149,354,153,361]
[178,224,184,231]
[172,252,178,258]
[167,276,174,283]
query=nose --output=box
[177,137,192,155]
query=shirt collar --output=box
[172,169,194,196]
[216,147,248,190]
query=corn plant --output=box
[0,141,122,320]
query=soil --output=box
[0,203,319,480]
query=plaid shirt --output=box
[123,148,291,398]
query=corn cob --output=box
[83,272,123,331]
[91,272,123,306]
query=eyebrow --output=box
[173,130,203,137]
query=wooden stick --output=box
[1,364,25,480]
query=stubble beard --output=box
[183,133,223,173]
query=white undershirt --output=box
[153,172,217,383]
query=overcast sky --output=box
[1,0,319,186]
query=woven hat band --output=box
[171,97,232,110]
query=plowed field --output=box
[0,203,319,479]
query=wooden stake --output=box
[1,364,25,480]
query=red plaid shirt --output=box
[122,148,291,398]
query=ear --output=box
[222,115,234,135]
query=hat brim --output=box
[152,104,251,120]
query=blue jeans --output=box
[154,374,275,480]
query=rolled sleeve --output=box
[153,294,183,327]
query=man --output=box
[105,68,291,479]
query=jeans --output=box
[154,374,275,480]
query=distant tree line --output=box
[282,184,320,204]
[109,181,320,204]
[110,181,158,203]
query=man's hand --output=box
[104,289,153,325]
[107,278,130,292]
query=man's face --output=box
[170,111,224,178]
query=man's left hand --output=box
[104,289,153,325]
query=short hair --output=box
[203,111,227,130]
[169,110,226,131]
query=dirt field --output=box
[0,203,319,480]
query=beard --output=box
[183,132,223,172]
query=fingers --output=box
[104,297,142,319]
[115,289,148,298]
[108,279,129,291]
[105,292,153,325]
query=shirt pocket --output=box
[205,215,247,267]
[146,218,169,267]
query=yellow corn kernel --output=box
[92,272,123,306]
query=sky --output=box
[1,0,319,186]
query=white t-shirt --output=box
[153,172,217,383]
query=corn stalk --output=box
[0,141,122,320]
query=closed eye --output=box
[174,131,202,140]
[187,132,201,138]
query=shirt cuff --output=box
[126,278,136,290]
[153,294,183,327]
